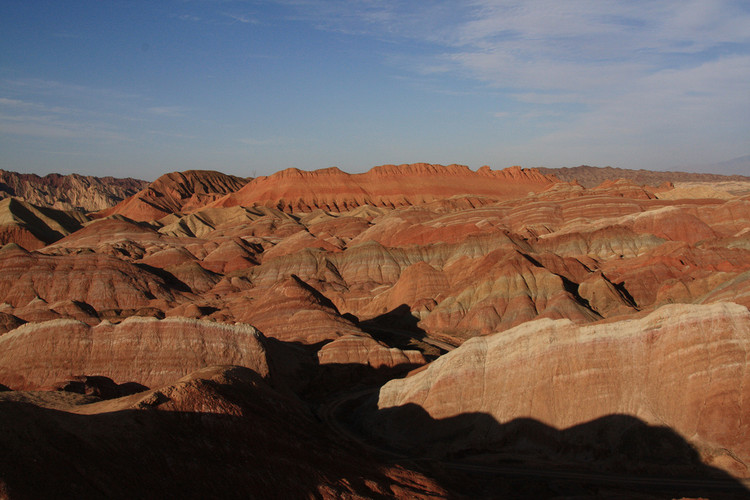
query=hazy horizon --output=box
[2,1,749,179]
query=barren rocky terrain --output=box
[538,165,750,188]
[0,169,148,212]
[0,163,749,499]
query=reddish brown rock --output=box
[166,261,222,294]
[99,170,248,221]
[0,312,24,335]
[317,334,426,370]
[213,164,559,213]
[222,275,363,344]
[199,238,258,274]
[537,164,750,188]
[0,317,270,390]
[600,242,750,308]
[419,250,601,339]
[261,230,343,260]
[0,245,179,312]
[48,216,163,253]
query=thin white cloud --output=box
[511,54,750,167]
[0,78,186,143]
[282,0,749,166]
[224,13,259,24]
[0,112,129,141]
[147,106,187,117]
[0,97,77,115]
[2,77,142,102]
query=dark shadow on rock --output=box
[612,277,639,308]
[261,336,423,403]
[134,263,192,293]
[56,376,149,400]
[360,304,426,337]
[356,304,445,360]
[0,369,431,500]
[96,306,166,323]
[350,399,750,499]
[290,274,336,308]
[4,198,85,245]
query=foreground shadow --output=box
[261,336,425,401]
[352,400,750,499]
[0,370,435,500]
[255,333,750,498]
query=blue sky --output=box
[1,0,749,179]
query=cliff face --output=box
[369,302,750,477]
[0,318,271,390]
[0,169,148,212]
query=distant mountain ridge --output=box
[210,163,559,215]
[538,165,750,188]
[98,170,250,221]
[0,169,148,212]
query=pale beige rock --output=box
[373,302,750,477]
[0,198,88,249]
[0,169,146,212]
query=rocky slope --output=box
[0,318,271,390]
[0,169,147,212]
[367,302,750,478]
[0,365,447,499]
[212,163,559,213]
[3,169,748,344]
[99,170,249,221]
[0,198,89,250]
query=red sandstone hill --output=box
[99,170,249,221]
[211,163,559,213]
[0,169,147,212]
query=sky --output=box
[1,0,749,180]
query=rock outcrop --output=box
[0,169,147,212]
[0,198,88,250]
[538,164,750,188]
[99,170,249,221]
[0,244,179,314]
[0,318,270,390]
[367,302,750,478]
